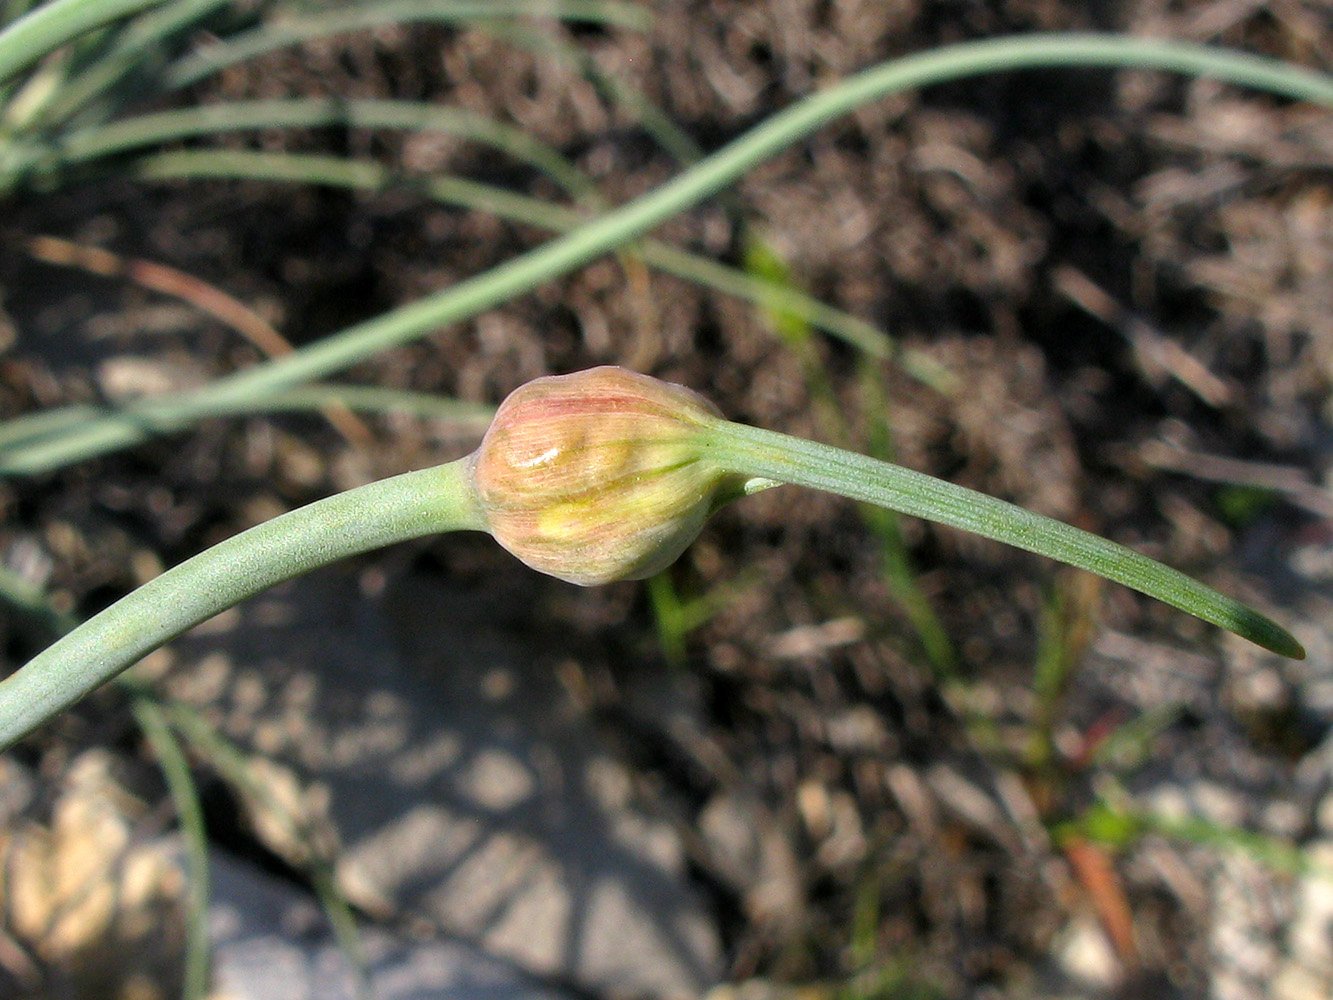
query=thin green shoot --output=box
[1059,797,1317,879]
[742,231,850,437]
[1142,810,1312,877]
[0,383,492,467]
[744,233,818,351]
[160,0,651,91]
[0,379,496,475]
[38,0,234,131]
[1085,703,1182,773]
[646,570,745,670]
[45,35,1331,452]
[130,695,212,1000]
[1025,574,1098,770]
[126,146,902,359]
[862,504,959,680]
[45,97,596,198]
[646,572,690,670]
[0,0,171,87]
[0,148,915,473]
[856,366,957,677]
[0,561,214,998]
[141,682,373,998]
[0,42,75,134]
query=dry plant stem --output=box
[21,232,374,447]
[0,459,485,750]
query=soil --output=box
[2,0,1332,997]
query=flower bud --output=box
[469,366,739,585]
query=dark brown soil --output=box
[2,0,1331,997]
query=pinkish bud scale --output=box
[468,366,745,586]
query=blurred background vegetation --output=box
[0,0,1330,998]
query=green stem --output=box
[160,0,651,90]
[0,0,169,86]
[131,695,211,1000]
[37,0,233,130]
[711,421,1305,660]
[129,148,903,360]
[0,458,485,750]
[163,34,1333,398]
[6,35,1331,468]
[0,383,495,474]
[48,98,595,196]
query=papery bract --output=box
[468,366,742,585]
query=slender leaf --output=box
[6,35,1328,469]
[0,0,171,85]
[39,0,236,129]
[53,97,594,196]
[711,420,1304,659]
[131,697,212,1000]
[161,0,650,90]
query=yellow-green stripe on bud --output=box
[469,366,744,586]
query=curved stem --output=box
[8,33,1332,470]
[128,148,907,359]
[155,34,1333,398]
[130,696,211,1000]
[0,0,168,86]
[0,383,495,474]
[0,458,485,750]
[50,98,595,197]
[711,421,1305,660]
[37,0,231,130]
[160,0,651,90]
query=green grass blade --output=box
[0,381,494,474]
[161,0,650,90]
[1063,799,1315,877]
[144,35,1333,396]
[856,365,959,674]
[478,19,704,165]
[0,148,915,471]
[38,0,236,128]
[6,36,1329,471]
[54,97,595,196]
[0,563,214,997]
[0,401,105,452]
[208,383,495,424]
[131,696,212,1000]
[0,36,76,134]
[148,692,374,997]
[0,0,170,86]
[712,420,1304,658]
[129,147,904,356]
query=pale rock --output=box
[168,571,723,999]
